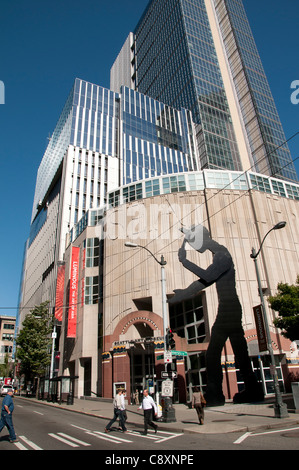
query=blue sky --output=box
[0,0,298,318]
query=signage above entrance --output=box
[113,336,164,347]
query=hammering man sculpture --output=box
[169,225,264,406]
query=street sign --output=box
[162,379,173,397]
[164,351,172,363]
[171,350,187,357]
[161,371,171,378]
[161,371,177,379]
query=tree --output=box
[0,354,10,378]
[268,276,299,342]
[16,302,52,386]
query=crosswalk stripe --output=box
[127,430,158,440]
[14,441,28,450]
[57,432,91,446]
[94,431,133,443]
[49,433,79,447]
[85,431,123,444]
[156,433,184,443]
[19,435,43,450]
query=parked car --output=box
[0,384,13,396]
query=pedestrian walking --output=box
[105,389,127,433]
[138,389,158,435]
[134,389,139,405]
[118,390,127,430]
[0,389,18,443]
[192,387,206,425]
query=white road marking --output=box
[94,431,133,442]
[253,426,299,437]
[19,435,43,450]
[157,433,184,443]
[233,432,252,444]
[71,424,89,431]
[234,426,299,444]
[14,441,28,450]
[49,433,79,447]
[70,423,182,445]
[57,432,91,446]
[85,431,124,444]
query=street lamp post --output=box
[125,242,176,422]
[250,221,288,418]
[124,243,168,344]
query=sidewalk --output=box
[18,394,299,435]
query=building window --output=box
[86,238,100,267]
[2,334,14,341]
[169,294,205,344]
[85,276,99,304]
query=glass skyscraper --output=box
[121,86,198,185]
[21,77,199,319]
[111,0,297,183]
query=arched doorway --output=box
[108,310,164,403]
[125,322,156,404]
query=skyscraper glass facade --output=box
[133,0,242,172]
[214,0,297,182]
[71,79,119,157]
[121,86,198,184]
[125,0,297,182]
[31,77,199,234]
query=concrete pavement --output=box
[18,394,299,435]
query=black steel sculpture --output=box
[169,225,264,406]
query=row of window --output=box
[108,170,299,209]
[1,334,14,341]
[2,323,14,330]
[70,169,299,244]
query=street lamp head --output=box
[124,242,139,248]
[273,221,286,230]
[250,221,287,259]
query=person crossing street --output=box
[138,389,158,435]
[0,389,18,443]
[105,389,127,433]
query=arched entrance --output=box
[126,322,157,404]
[103,311,164,402]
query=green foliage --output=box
[268,276,299,341]
[16,301,52,381]
[0,354,10,377]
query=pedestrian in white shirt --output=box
[105,389,127,433]
[118,390,127,430]
[138,389,158,435]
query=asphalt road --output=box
[0,397,298,457]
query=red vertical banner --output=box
[54,263,65,322]
[68,246,80,338]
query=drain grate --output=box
[281,431,299,438]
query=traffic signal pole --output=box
[124,243,176,422]
[160,255,168,358]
